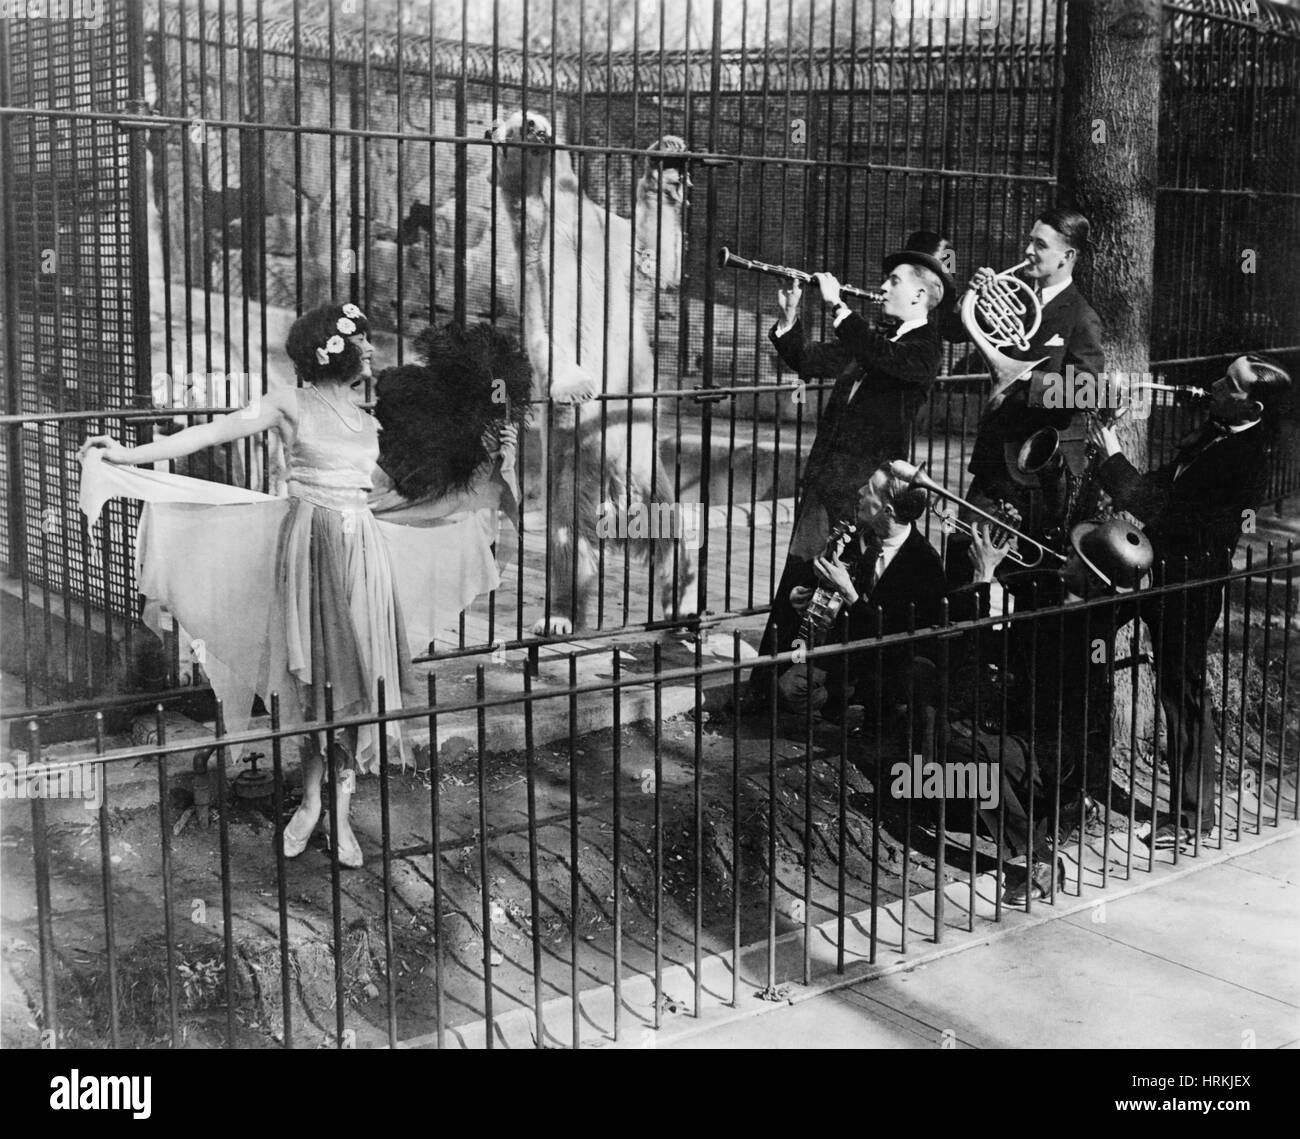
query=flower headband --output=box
[314,304,366,366]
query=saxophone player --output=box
[1088,355,1293,848]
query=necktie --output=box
[1174,420,1229,479]
[859,536,885,595]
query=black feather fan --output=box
[374,322,533,501]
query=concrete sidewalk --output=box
[666,830,1300,1049]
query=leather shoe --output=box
[1002,857,1063,905]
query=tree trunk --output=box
[1059,1,1163,777]
[1059,0,1161,470]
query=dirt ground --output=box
[2,577,1294,1049]
[1,692,990,1049]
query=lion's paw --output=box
[531,615,575,637]
[549,380,598,405]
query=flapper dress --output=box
[79,385,506,771]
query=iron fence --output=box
[1,7,1298,733]
[2,542,1294,1048]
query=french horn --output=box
[960,259,1046,389]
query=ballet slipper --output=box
[320,740,363,869]
[281,750,324,859]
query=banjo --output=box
[797,519,859,648]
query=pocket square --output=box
[1044,333,1065,347]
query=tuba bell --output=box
[960,260,1047,390]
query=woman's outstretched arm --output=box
[79,388,293,465]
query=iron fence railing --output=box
[1,3,1298,704]
[4,543,1295,1048]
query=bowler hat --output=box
[882,249,957,309]
[1070,518,1153,592]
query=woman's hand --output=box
[485,422,519,472]
[78,435,133,464]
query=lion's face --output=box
[641,163,688,207]
[489,111,555,204]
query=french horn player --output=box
[948,207,1106,585]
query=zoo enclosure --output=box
[2,0,1299,710]
[4,543,1296,1048]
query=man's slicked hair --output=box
[1238,354,1293,415]
[1036,206,1091,253]
[876,460,929,523]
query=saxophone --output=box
[1060,405,1127,536]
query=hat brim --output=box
[1069,519,1121,592]
[882,250,957,309]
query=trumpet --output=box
[960,259,1046,388]
[891,459,1067,567]
[930,503,1045,568]
[716,247,885,303]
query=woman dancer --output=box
[79,304,515,868]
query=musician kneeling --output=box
[777,462,946,720]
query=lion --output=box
[490,111,696,636]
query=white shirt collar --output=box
[877,526,910,552]
[1039,279,1071,306]
[892,317,927,340]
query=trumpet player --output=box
[954,207,1105,580]
[745,249,954,710]
[1089,354,1293,849]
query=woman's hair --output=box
[285,303,371,385]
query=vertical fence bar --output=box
[322,684,345,1048]
[870,608,883,962]
[835,612,848,973]
[476,665,494,1047]
[568,652,580,1048]
[731,630,742,1003]
[28,721,58,1046]
[428,673,444,1049]
[1280,542,1295,824]
[653,641,664,1031]
[801,622,813,984]
[1235,548,1255,842]
[154,704,181,1046]
[1254,548,1274,837]
[377,677,397,1048]
[611,648,623,1039]
[213,701,237,1046]
[522,666,544,1047]
[693,635,704,1013]
[268,692,292,1050]
[766,647,778,992]
[93,712,120,1047]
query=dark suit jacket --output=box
[967,282,1105,497]
[789,525,946,700]
[770,314,942,524]
[1098,419,1273,572]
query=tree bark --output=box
[1059,0,1162,469]
[1060,1,1164,771]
